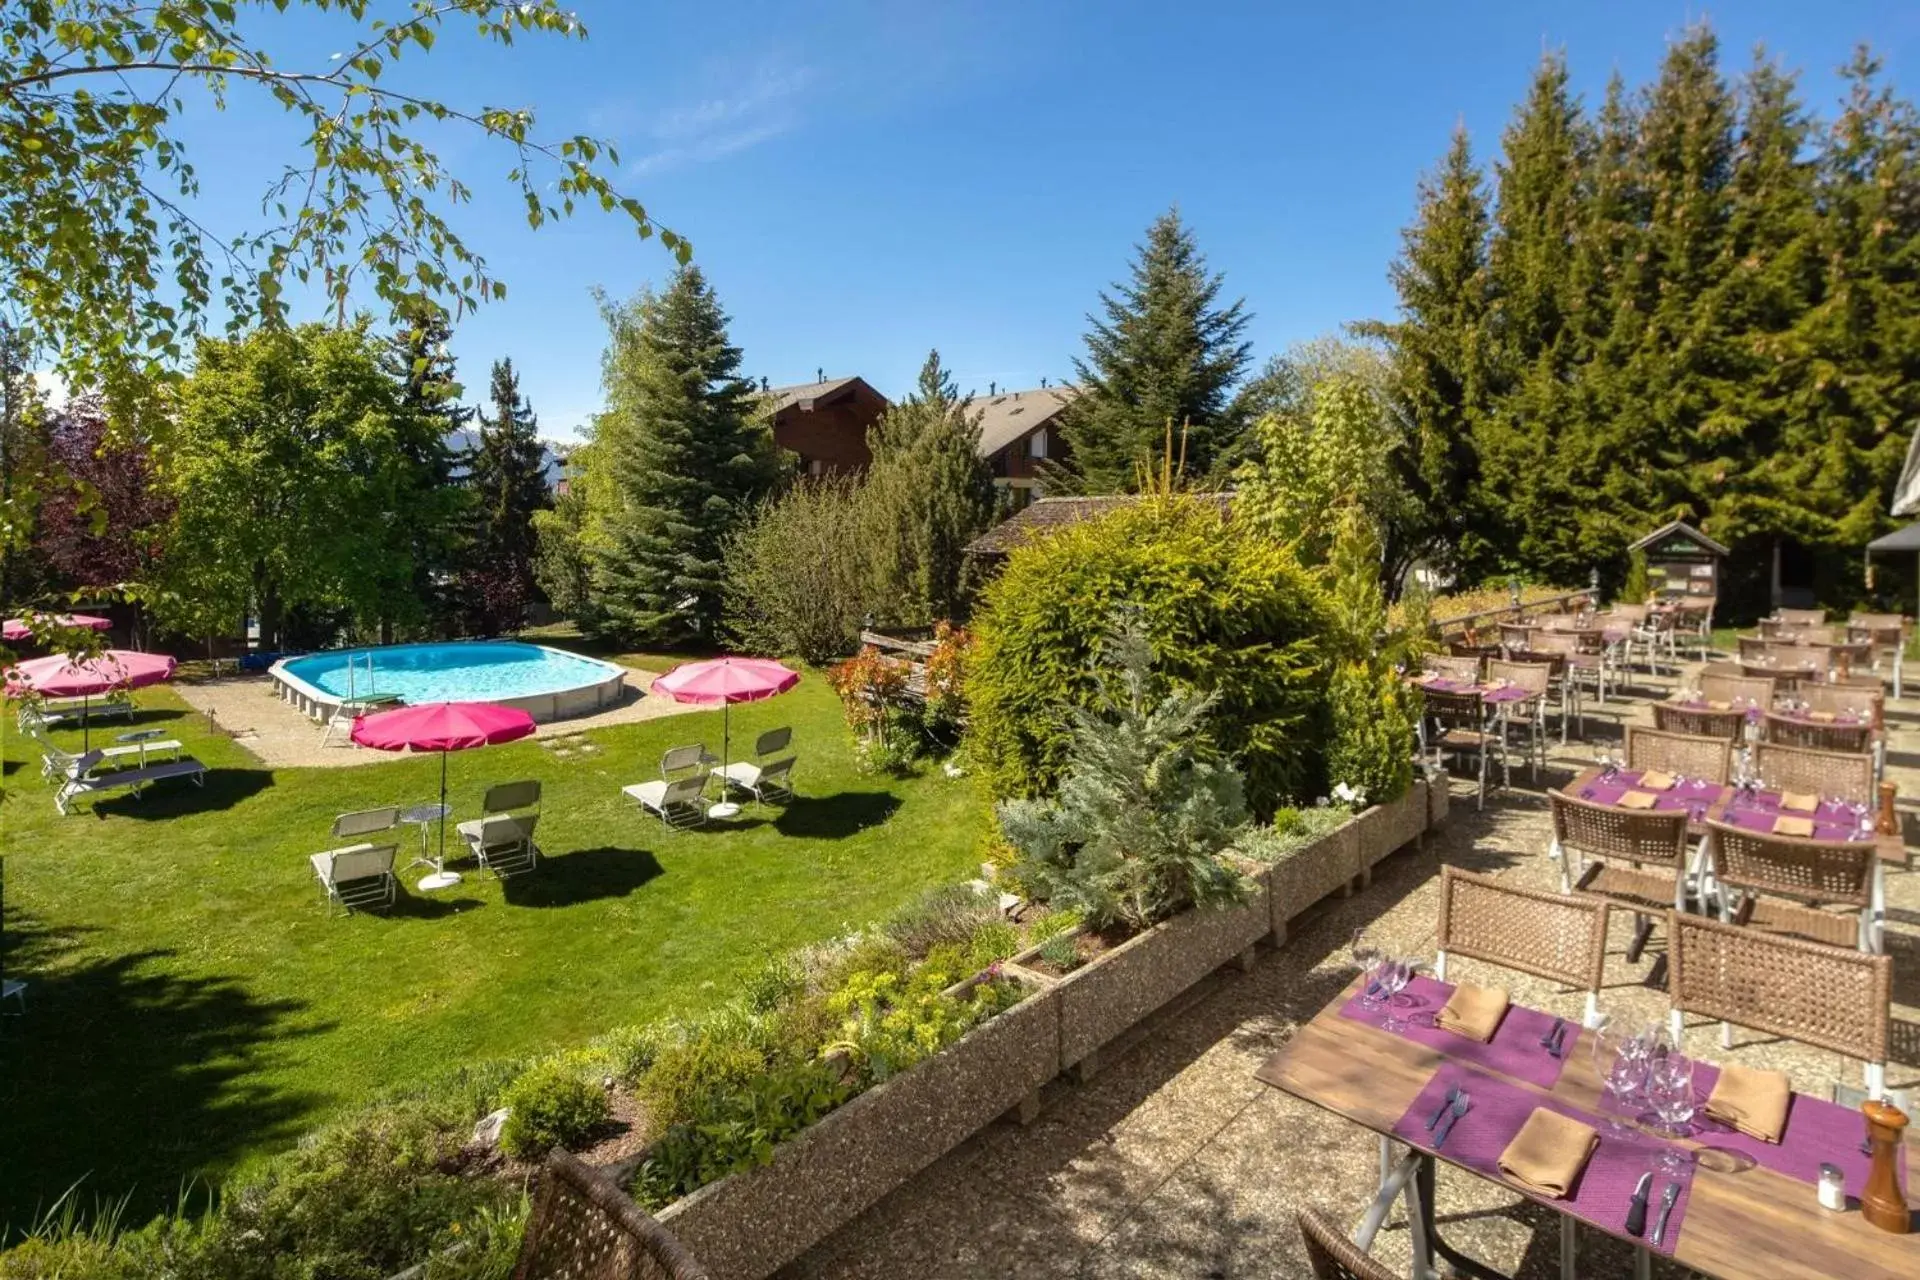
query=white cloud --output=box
[624,61,815,177]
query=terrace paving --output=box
[780,662,1920,1279]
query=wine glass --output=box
[1648,1054,1699,1174]
[1351,929,1382,1008]
[1378,958,1412,1033]
[1853,799,1874,841]
[1591,1018,1646,1138]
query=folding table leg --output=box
[1560,1218,1577,1280]
[1633,1242,1652,1280]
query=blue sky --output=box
[174,2,1917,438]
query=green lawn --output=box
[0,673,988,1226]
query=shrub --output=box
[589,1024,664,1086]
[922,621,972,740]
[967,495,1335,816]
[723,475,877,664]
[1323,508,1416,803]
[1238,804,1356,865]
[883,883,1001,959]
[635,1019,773,1133]
[996,615,1252,933]
[1621,548,1651,605]
[631,1059,854,1210]
[497,1059,609,1160]
[1036,931,1083,973]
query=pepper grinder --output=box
[1861,1100,1911,1234]
[1878,781,1900,837]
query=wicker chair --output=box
[1773,642,1835,676]
[1775,608,1827,626]
[1738,635,1773,663]
[1738,659,1802,691]
[1450,638,1501,663]
[1625,726,1731,785]
[1705,820,1881,954]
[1297,1208,1397,1280]
[1487,658,1552,779]
[1550,790,1692,967]
[1791,624,1839,646]
[1498,622,1536,653]
[1752,741,1874,806]
[1435,866,1611,1026]
[1520,634,1585,740]
[1848,620,1906,696]
[1698,672,1775,710]
[1425,687,1504,811]
[1652,702,1745,741]
[1759,712,1872,756]
[1665,911,1892,1098]
[512,1151,709,1280]
[1422,653,1481,683]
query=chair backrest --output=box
[1423,654,1480,682]
[1738,635,1772,662]
[1774,642,1834,673]
[661,744,710,777]
[1527,632,1577,656]
[1796,624,1839,646]
[1652,703,1744,741]
[1699,673,1774,708]
[1849,612,1905,631]
[483,779,542,814]
[511,1150,710,1280]
[1424,687,1487,730]
[1777,608,1827,626]
[1753,741,1874,804]
[665,773,709,805]
[757,755,795,785]
[1550,790,1691,869]
[332,807,399,839]
[1625,726,1731,784]
[64,749,106,778]
[1706,821,1873,910]
[1486,659,1550,695]
[1610,603,1649,624]
[1853,623,1904,654]
[477,813,538,848]
[1667,912,1888,1066]
[1296,1208,1396,1280]
[1437,866,1610,996]
[1760,713,1872,756]
[1498,623,1534,649]
[753,726,792,758]
[1739,660,1801,690]
[325,843,397,882]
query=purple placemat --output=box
[1393,1063,1695,1257]
[1685,1064,1907,1199]
[1677,698,1765,725]
[1418,676,1477,694]
[1338,975,1577,1089]
[1414,677,1533,705]
[1576,770,1723,820]
[1719,791,1869,843]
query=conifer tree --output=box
[1360,126,1493,579]
[1057,209,1251,490]
[588,267,782,644]
[864,349,998,624]
[464,357,550,632]
[377,299,470,635]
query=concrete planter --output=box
[1013,887,1271,1076]
[653,971,1059,1280]
[1359,781,1429,876]
[1427,765,1451,828]
[1264,817,1359,943]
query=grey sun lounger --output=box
[54,750,208,815]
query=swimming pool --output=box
[270,641,627,724]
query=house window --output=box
[808,458,826,477]
[1029,428,1047,460]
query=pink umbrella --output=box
[6,649,176,748]
[2,613,113,643]
[351,702,537,887]
[652,657,800,817]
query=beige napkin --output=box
[1618,790,1660,810]
[1638,770,1677,791]
[1498,1108,1599,1199]
[1773,815,1815,838]
[1706,699,1732,711]
[1705,1064,1790,1143]
[1781,791,1820,813]
[1435,983,1509,1043]
[1809,710,1837,723]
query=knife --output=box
[1547,1020,1571,1058]
[1424,1085,1460,1132]
[1624,1172,1653,1237]
[1650,1180,1681,1246]
[1539,1016,1565,1049]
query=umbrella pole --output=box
[438,748,449,872]
[82,693,90,751]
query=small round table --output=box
[115,728,169,765]
[400,802,460,889]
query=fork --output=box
[1433,1092,1472,1149]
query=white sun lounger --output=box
[718,727,796,803]
[54,750,207,815]
[19,694,134,729]
[623,774,709,828]
[25,717,181,782]
[309,843,399,915]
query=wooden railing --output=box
[1430,589,1596,638]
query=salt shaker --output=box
[1817,1163,1846,1212]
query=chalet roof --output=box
[965,492,1233,558]
[1868,522,1920,554]
[973,386,1078,458]
[1629,519,1730,558]
[765,376,885,415]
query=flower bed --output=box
[1263,811,1360,942]
[650,970,1058,1280]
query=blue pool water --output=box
[279,642,621,705]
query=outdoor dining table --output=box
[1411,675,1535,707]
[1256,974,1920,1280]
[1566,766,1906,867]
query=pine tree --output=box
[464,357,550,633]
[1057,209,1251,490]
[377,298,470,636]
[589,267,782,645]
[1358,125,1493,579]
[864,349,998,624]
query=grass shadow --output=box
[86,767,273,820]
[503,845,664,908]
[773,791,903,840]
[0,904,330,1232]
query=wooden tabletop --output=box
[1564,766,1908,869]
[1256,978,1920,1280]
